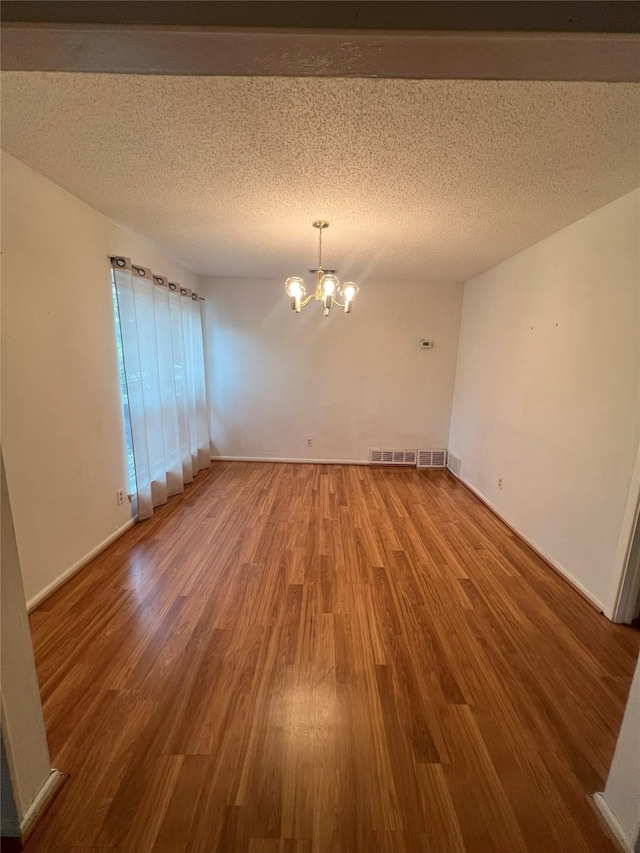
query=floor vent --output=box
[370,449,417,466]
[417,448,448,468]
[447,452,462,477]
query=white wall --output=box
[0,450,52,830]
[1,152,200,605]
[1,733,21,836]
[448,189,640,614]
[201,277,463,462]
[601,655,640,851]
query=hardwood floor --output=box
[26,462,639,853]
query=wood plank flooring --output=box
[26,462,639,853]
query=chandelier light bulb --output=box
[340,282,359,302]
[285,277,305,299]
[320,274,338,295]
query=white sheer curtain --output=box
[112,258,210,520]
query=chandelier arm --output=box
[299,293,316,308]
[331,296,347,308]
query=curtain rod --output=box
[110,256,205,300]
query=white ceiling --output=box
[2,73,639,282]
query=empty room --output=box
[1,4,640,853]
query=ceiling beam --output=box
[2,23,639,82]
[2,1,639,82]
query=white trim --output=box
[27,519,136,611]
[592,793,635,853]
[609,444,640,622]
[454,472,605,613]
[211,455,369,466]
[20,769,63,835]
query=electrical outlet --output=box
[498,478,503,490]
[117,488,125,505]
[306,437,313,447]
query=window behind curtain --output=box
[110,259,210,520]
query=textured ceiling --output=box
[2,73,639,281]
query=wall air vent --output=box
[447,452,462,477]
[370,449,417,466]
[417,449,448,468]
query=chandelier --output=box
[285,221,360,316]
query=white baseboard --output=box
[27,519,136,612]
[21,769,63,835]
[592,793,636,853]
[454,472,605,613]
[211,455,369,466]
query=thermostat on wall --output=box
[420,339,434,349]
